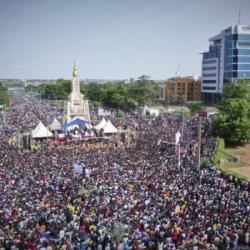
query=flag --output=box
[175,131,181,145]
[157,139,162,145]
[73,163,83,174]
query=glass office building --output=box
[201,25,250,104]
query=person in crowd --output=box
[0,90,249,250]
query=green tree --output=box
[187,103,205,115]
[24,75,159,111]
[213,80,250,145]
[223,79,250,100]
[0,82,10,106]
[213,98,250,145]
[80,81,88,95]
[85,82,102,102]
[129,75,159,106]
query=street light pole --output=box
[178,143,181,171]
[2,109,6,127]
[197,118,201,172]
[181,107,184,135]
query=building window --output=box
[203,59,217,64]
[203,86,216,90]
[233,64,250,71]
[203,73,217,77]
[237,57,250,63]
[203,66,217,71]
[237,34,250,41]
[237,42,250,49]
[237,72,250,78]
[202,80,216,84]
[234,49,250,56]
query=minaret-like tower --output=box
[69,61,82,103]
[64,62,90,122]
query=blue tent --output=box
[61,118,88,129]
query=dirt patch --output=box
[237,144,250,164]
[230,144,250,181]
[231,167,250,181]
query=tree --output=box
[129,75,159,106]
[85,82,102,102]
[223,79,250,100]
[0,83,10,106]
[80,81,88,95]
[213,98,250,145]
[213,80,250,145]
[24,75,159,111]
[187,103,205,115]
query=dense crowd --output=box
[0,90,249,250]
[5,90,62,135]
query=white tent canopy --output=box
[103,120,118,134]
[49,118,61,131]
[94,117,107,130]
[32,121,53,138]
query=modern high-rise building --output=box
[201,25,250,104]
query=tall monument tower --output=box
[64,62,90,122]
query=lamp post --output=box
[197,118,201,172]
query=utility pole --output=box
[197,118,201,172]
[2,109,5,127]
[181,108,184,135]
[177,143,181,171]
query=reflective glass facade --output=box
[202,25,250,104]
[224,33,250,81]
[203,45,221,60]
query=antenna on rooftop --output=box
[238,9,241,25]
[175,64,180,77]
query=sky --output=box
[0,0,250,80]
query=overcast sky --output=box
[1,0,250,80]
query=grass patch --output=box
[213,138,248,181]
[213,138,225,168]
[224,147,247,156]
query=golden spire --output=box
[72,59,78,77]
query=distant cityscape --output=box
[0,78,165,87]
[1,24,250,106]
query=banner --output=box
[175,131,181,145]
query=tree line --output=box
[25,75,159,111]
[0,82,10,106]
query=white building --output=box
[201,25,250,104]
[64,63,90,122]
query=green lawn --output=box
[213,139,248,180]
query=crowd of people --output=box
[5,90,62,136]
[0,90,249,250]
